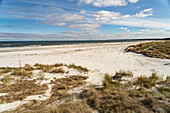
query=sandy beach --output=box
[0,41,170,112]
[0,41,169,79]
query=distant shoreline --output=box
[0,38,169,48]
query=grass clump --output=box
[136,76,155,89]
[0,75,11,86]
[136,73,161,89]
[50,68,65,73]
[68,64,89,72]
[103,74,121,89]
[12,68,33,78]
[125,41,170,59]
[54,63,64,67]
[113,70,133,80]
[115,70,133,77]
[34,63,54,72]
[24,64,35,71]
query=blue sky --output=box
[0,0,170,40]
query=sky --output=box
[0,0,170,41]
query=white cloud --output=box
[118,27,130,32]
[94,10,121,23]
[67,23,102,37]
[68,23,101,30]
[107,18,170,29]
[137,5,144,9]
[119,27,128,30]
[94,9,153,23]
[140,29,166,34]
[61,30,80,34]
[43,22,68,26]
[128,0,139,3]
[78,0,128,7]
[78,0,140,7]
[1,29,169,41]
[135,8,153,17]
[80,10,86,14]
[44,13,85,26]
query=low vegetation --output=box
[50,68,65,73]
[51,75,89,97]
[81,74,170,113]
[12,100,93,113]
[0,75,11,86]
[0,80,48,104]
[113,70,133,80]
[135,73,161,89]
[0,65,169,113]
[12,68,33,78]
[125,41,170,59]
[68,64,89,72]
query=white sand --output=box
[0,42,169,79]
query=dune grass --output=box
[126,41,170,59]
[68,64,89,72]
[0,80,48,104]
[135,73,162,89]
[1,64,169,113]
[115,70,133,77]
[50,68,65,73]
[12,68,33,78]
[0,75,11,86]
[12,100,93,113]
[81,74,170,113]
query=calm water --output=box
[0,39,169,48]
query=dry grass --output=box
[115,70,133,77]
[24,64,35,71]
[11,68,33,78]
[135,73,161,89]
[0,75,11,86]
[126,41,170,59]
[68,64,89,72]
[11,100,93,113]
[102,74,121,89]
[81,74,170,113]
[34,63,89,73]
[0,80,48,104]
[51,75,89,97]
[54,63,64,67]
[50,68,65,73]
[113,70,133,80]
[34,63,54,72]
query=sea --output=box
[0,38,169,48]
